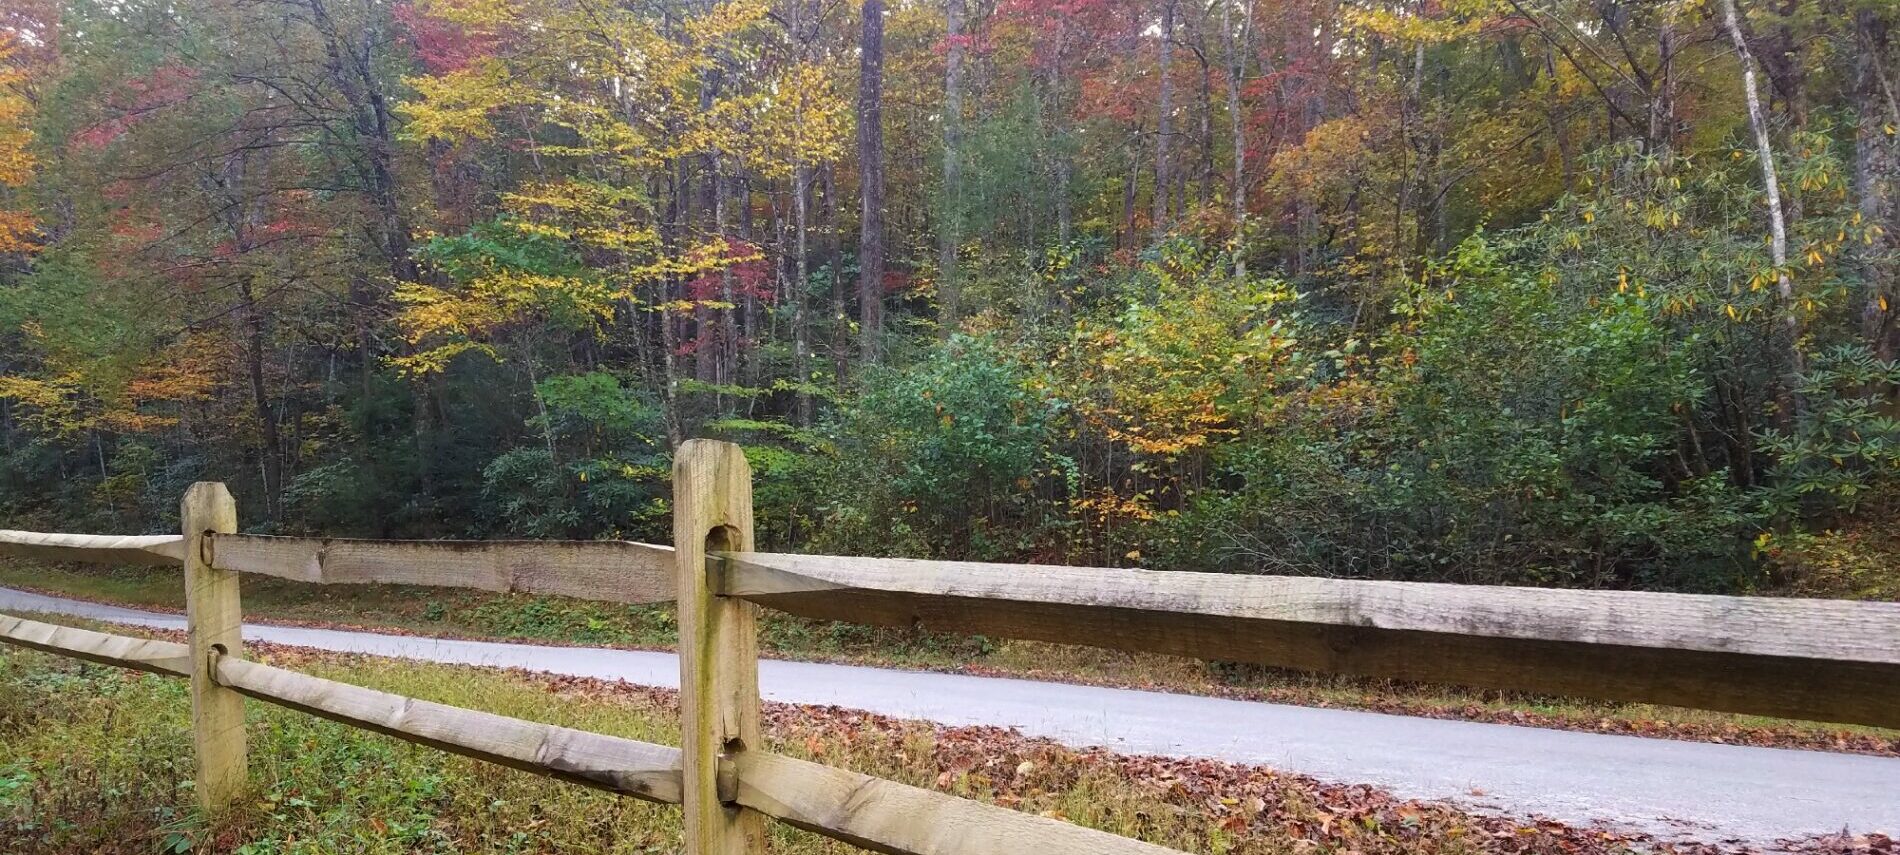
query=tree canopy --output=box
[1,0,1898,596]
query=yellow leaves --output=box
[1073,488,1158,524]
[0,32,38,253]
[397,60,522,143]
[414,0,520,29]
[1342,0,1502,44]
[1065,274,1299,462]
[391,263,622,376]
[0,339,219,436]
[696,59,851,176]
[387,341,500,376]
[495,181,670,264]
[0,210,36,254]
[682,0,773,47]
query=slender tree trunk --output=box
[739,170,762,390]
[236,279,283,522]
[1721,0,1804,418]
[1052,54,1074,245]
[857,0,888,363]
[1197,40,1214,210]
[1648,7,1678,150]
[793,163,813,424]
[1122,132,1141,250]
[713,161,734,407]
[1854,8,1900,361]
[825,165,847,390]
[1221,0,1251,277]
[1153,0,1177,238]
[939,0,967,334]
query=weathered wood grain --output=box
[213,656,685,803]
[0,611,192,675]
[674,440,766,854]
[183,482,247,810]
[735,752,1186,855]
[720,553,1900,728]
[208,534,675,603]
[0,529,186,566]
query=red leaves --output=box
[392,2,499,75]
[70,64,198,151]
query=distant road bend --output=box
[1,586,1894,850]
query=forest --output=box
[0,0,1896,597]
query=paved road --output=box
[3,586,1895,849]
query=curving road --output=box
[2,585,1895,849]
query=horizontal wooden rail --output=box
[720,552,1900,729]
[0,611,193,675]
[0,612,1193,855]
[0,611,683,803]
[212,655,684,803]
[735,752,1180,855]
[208,534,675,604]
[0,529,185,566]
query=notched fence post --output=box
[182,481,246,810]
[673,440,765,854]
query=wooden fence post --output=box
[182,482,246,810]
[673,440,764,854]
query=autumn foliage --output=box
[0,0,1896,598]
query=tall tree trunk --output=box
[1152,0,1177,238]
[1221,0,1252,277]
[1854,7,1900,361]
[824,165,847,390]
[1721,0,1804,419]
[794,163,813,424]
[939,0,967,335]
[739,170,762,390]
[857,0,888,363]
[236,279,283,523]
[1648,7,1678,150]
[1050,45,1074,245]
[1122,131,1142,250]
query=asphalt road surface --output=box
[2,585,1894,849]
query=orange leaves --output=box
[0,209,34,254]
[0,31,38,254]
[0,338,219,436]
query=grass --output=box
[2,559,1896,756]
[0,622,1670,855]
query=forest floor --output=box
[2,623,1892,855]
[1,560,1895,760]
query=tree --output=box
[857,0,888,362]
[1721,0,1803,418]
[0,31,38,256]
[938,0,967,331]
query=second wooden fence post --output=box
[673,440,765,854]
[182,481,246,810]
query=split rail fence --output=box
[3,438,1899,854]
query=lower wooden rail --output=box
[0,611,683,803]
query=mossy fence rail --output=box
[2,438,1899,854]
